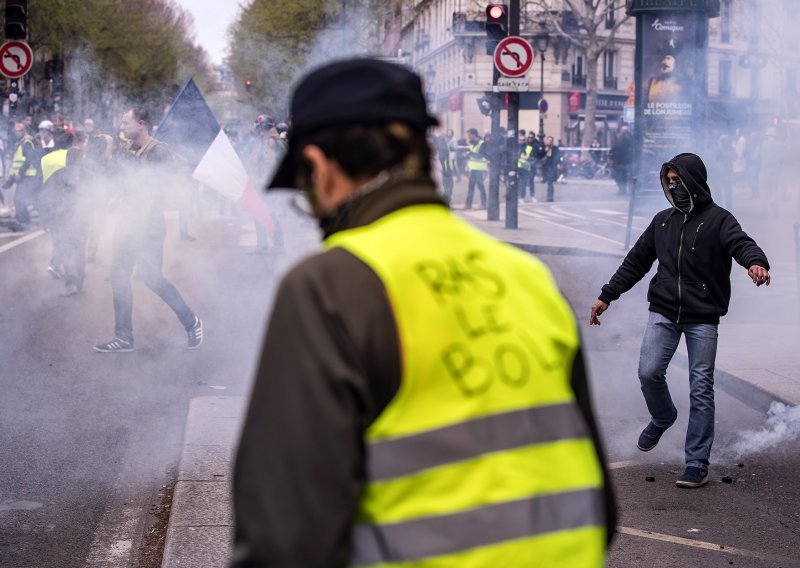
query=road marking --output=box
[591,208,626,216]
[607,460,641,470]
[617,526,789,562]
[518,209,626,247]
[0,230,45,254]
[551,206,588,220]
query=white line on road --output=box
[0,230,45,254]
[617,526,790,562]
[590,208,626,216]
[551,206,588,220]
[518,209,626,247]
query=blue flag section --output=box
[156,78,220,169]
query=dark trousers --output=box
[111,216,195,343]
[466,170,487,208]
[613,165,630,194]
[545,178,555,202]
[518,169,535,199]
[57,220,89,288]
[14,177,39,225]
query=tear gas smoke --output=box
[728,402,800,458]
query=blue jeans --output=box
[638,311,718,470]
[111,216,196,343]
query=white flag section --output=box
[192,129,275,236]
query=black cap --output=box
[267,58,439,190]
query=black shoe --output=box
[9,222,27,233]
[676,466,708,488]
[94,337,134,353]
[637,412,677,452]
[187,317,203,350]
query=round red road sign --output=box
[0,40,33,79]
[493,36,534,78]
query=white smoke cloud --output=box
[729,402,800,458]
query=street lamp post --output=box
[534,29,550,142]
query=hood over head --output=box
[660,152,713,213]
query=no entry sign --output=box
[0,40,32,78]
[494,36,534,78]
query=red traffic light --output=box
[488,5,504,19]
[245,79,252,86]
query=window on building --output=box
[787,69,798,96]
[720,0,731,43]
[719,60,732,97]
[573,53,584,80]
[603,51,617,90]
[605,0,616,29]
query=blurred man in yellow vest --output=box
[4,121,39,232]
[232,58,616,568]
[464,127,488,209]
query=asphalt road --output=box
[0,205,315,567]
[1,181,798,567]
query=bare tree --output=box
[525,0,630,153]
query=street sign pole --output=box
[505,0,520,229]
[488,67,501,221]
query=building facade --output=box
[380,0,800,146]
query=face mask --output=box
[668,180,692,211]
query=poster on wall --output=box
[639,11,700,183]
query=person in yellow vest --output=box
[4,121,39,232]
[518,130,540,202]
[232,58,616,568]
[464,127,488,210]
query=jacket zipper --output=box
[691,222,704,251]
[677,214,687,323]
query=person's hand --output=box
[590,299,609,325]
[748,265,771,287]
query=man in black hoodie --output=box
[589,153,770,488]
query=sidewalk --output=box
[161,178,800,567]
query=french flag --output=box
[156,78,275,236]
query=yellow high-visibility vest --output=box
[467,139,488,172]
[326,204,606,568]
[518,144,534,170]
[40,149,68,184]
[9,137,37,177]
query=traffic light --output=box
[245,79,252,92]
[485,4,508,55]
[4,0,27,40]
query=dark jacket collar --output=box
[320,176,446,239]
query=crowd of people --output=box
[0,107,293,352]
[431,126,563,206]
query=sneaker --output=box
[676,466,709,488]
[187,317,203,350]
[93,337,134,353]
[637,412,677,452]
[60,283,80,297]
[47,264,64,280]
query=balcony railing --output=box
[603,76,618,90]
[571,74,586,87]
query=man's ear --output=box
[301,144,334,195]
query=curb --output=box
[510,242,626,259]
[161,396,245,568]
[671,353,791,415]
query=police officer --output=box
[232,57,616,568]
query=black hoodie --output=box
[599,153,769,324]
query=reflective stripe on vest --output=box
[10,138,37,177]
[326,205,606,567]
[41,149,68,184]
[467,140,488,171]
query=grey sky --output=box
[175,0,241,66]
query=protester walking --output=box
[589,152,771,488]
[232,57,616,568]
[539,135,559,202]
[94,107,203,353]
